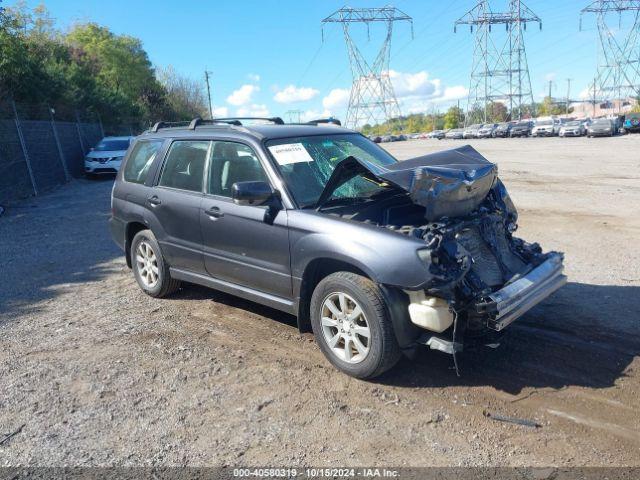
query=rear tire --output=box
[310,272,401,379]
[130,229,180,298]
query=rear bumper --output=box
[476,253,567,331]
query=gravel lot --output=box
[1,136,639,467]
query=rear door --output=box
[112,139,165,250]
[200,140,291,298]
[147,139,210,274]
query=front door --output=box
[200,140,291,299]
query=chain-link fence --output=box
[0,100,140,204]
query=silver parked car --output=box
[587,118,615,137]
[445,128,464,139]
[559,120,586,137]
[463,124,482,139]
[477,123,498,138]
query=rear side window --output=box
[159,140,210,192]
[123,140,163,184]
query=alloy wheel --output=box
[136,240,159,288]
[320,292,371,364]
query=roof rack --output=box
[150,116,285,133]
[305,118,342,126]
[213,117,285,125]
[150,120,192,133]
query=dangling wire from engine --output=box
[452,309,461,377]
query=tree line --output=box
[0,1,209,128]
[361,98,580,135]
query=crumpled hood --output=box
[316,145,498,221]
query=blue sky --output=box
[10,0,608,121]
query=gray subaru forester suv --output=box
[110,117,566,379]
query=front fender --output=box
[288,211,431,290]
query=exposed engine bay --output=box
[317,145,566,356]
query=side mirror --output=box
[232,181,276,206]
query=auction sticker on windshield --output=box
[268,143,314,165]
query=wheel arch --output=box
[125,221,148,268]
[296,258,370,334]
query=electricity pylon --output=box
[580,1,640,111]
[455,0,541,125]
[322,6,413,129]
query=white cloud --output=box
[212,106,229,117]
[236,104,270,117]
[274,85,320,104]
[226,84,259,106]
[317,71,467,122]
[387,70,467,103]
[300,109,333,122]
[388,70,438,98]
[384,70,468,114]
[247,73,261,82]
[322,88,351,110]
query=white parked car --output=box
[531,117,561,137]
[84,136,135,176]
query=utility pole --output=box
[455,0,541,125]
[548,80,554,99]
[322,6,413,130]
[566,78,572,115]
[204,70,214,119]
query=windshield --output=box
[593,118,610,125]
[266,133,398,208]
[536,120,553,126]
[95,139,130,151]
[566,121,581,126]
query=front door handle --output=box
[147,195,161,206]
[205,206,224,218]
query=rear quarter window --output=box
[123,140,164,184]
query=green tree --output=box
[444,106,463,129]
[157,66,209,120]
[537,96,565,116]
[487,101,508,122]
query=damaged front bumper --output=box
[475,252,567,331]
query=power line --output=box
[322,6,413,129]
[285,109,303,123]
[580,0,640,113]
[455,0,542,124]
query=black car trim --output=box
[170,268,296,314]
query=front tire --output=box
[310,272,401,379]
[130,229,180,298]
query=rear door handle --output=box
[205,206,224,218]
[147,196,162,206]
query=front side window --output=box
[123,140,163,184]
[266,133,398,208]
[159,140,210,192]
[208,141,268,197]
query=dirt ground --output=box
[0,136,639,467]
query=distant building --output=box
[569,97,638,118]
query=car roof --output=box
[137,123,357,142]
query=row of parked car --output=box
[372,112,640,143]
